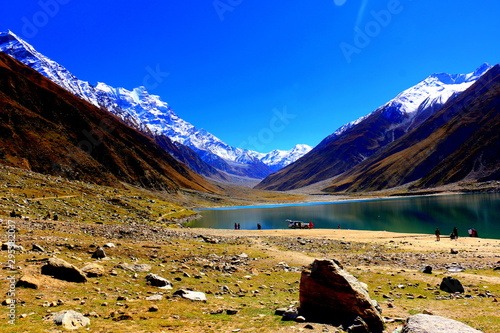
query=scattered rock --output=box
[118,263,152,272]
[145,295,163,301]
[2,299,14,305]
[16,274,41,289]
[347,316,370,333]
[145,273,173,289]
[81,263,106,278]
[103,243,116,248]
[274,307,288,316]
[420,266,432,274]
[2,243,24,251]
[440,277,464,294]
[112,313,134,321]
[450,249,459,254]
[41,258,87,283]
[148,305,159,312]
[173,289,207,301]
[402,314,482,333]
[226,309,238,315]
[299,259,384,333]
[91,246,106,259]
[53,310,90,330]
[31,244,45,252]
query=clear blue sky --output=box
[1,1,499,153]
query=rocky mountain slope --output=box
[0,52,219,194]
[324,65,500,192]
[0,31,311,183]
[256,63,492,191]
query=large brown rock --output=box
[299,259,384,333]
[41,258,87,283]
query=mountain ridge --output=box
[256,63,493,191]
[0,52,220,194]
[0,31,311,183]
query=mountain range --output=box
[0,52,219,194]
[0,31,311,185]
[1,30,498,195]
[256,63,499,192]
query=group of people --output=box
[435,226,479,241]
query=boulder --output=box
[402,314,482,333]
[91,246,106,259]
[53,310,90,330]
[81,263,106,277]
[16,274,41,289]
[440,277,464,293]
[173,289,207,301]
[41,258,87,283]
[299,259,384,333]
[145,273,173,289]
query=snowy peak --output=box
[0,30,310,182]
[330,63,493,140]
[257,144,312,169]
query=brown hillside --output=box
[324,65,500,193]
[0,52,220,194]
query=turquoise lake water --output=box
[189,193,500,239]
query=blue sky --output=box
[1,0,500,152]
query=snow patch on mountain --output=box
[0,30,311,176]
[330,63,492,140]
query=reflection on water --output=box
[189,193,500,239]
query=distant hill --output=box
[324,65,500,193]
[0,52,220,194]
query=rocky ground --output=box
[1,216,499,333]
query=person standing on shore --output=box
[452,226,458,240]
[435,228,441,241]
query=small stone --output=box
[295,315,306,322]
[91,247,106,259]
[146,273,173,289]
[32,244,45,252]
[226,309,238,315]
[148,305,159,312]
[16,274,41,289]
[81,263,106,278]
[173,289,207,301]
[145,295,163,301]
[103,243,116,248]
[53,310,90,329]
[420,266,432,274]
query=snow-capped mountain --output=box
[0,31,311,182]
[250,144,312,172]
[328,63,492,141]
[256,63,492,191]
